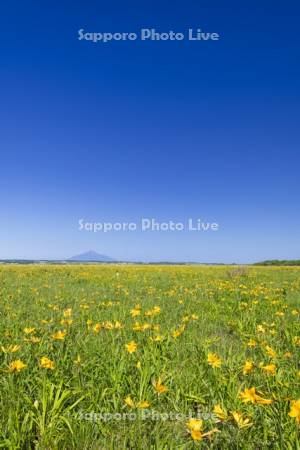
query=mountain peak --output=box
[68,251,114,262]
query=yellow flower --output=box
[243,360,254,375]
[124,396,149,409]
[293,337,300,346]
[190,429,202,441]
[132,322,143,331]
[153,377,168,394]
[102,321,114,330]
[207,352,222,368]
[187,418,203,431]
[172,329,181,338]
[213,404,227,420]
[232,411,252,428]
[289,399,300,423]
[247,339,257,348]
[40,356,55,370]
[1,344,20,353]
[265,345,277,358]
[60,319,73,326]
[74,355,81,365]
[125,341,137,353]
[24,327,35,334]
[8,359,27,373]
[137,401,150,409]
[124,395,135,408]
[80,304,89,310]
[239,387,257,403]
[40,319,52,325]
[239,387,272,405]
[93,323,101,334]
[136,361,141,369]
[151,335,164,342]
[261,363,276,375]
[28,336,41,344]
[172,325,185,339]
[63,308,72,317]
[130,307,141,317]
[52,330,66,340]
[186,419,219,441]
[145,306,161,317]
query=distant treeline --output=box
[254,260,300,266]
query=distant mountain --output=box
[68,251,115,262]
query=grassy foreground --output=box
[0,264,300,449]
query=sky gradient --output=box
[1,1,300,262]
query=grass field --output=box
[0,264,300,449]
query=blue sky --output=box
[1,0,299,262]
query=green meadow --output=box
[0,264,299,449]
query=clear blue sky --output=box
[1,0,299,262]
